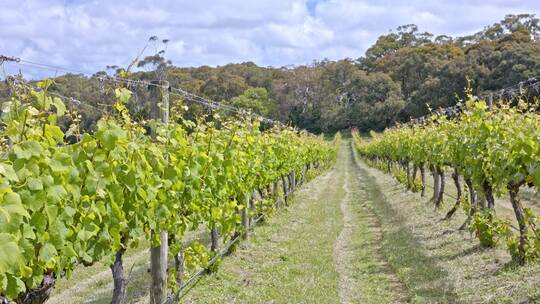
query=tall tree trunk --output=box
[14,272,55,304]
[508,183,528,264]
[420,163,426,197]
[445,168,462,220]
[111,248,127,304]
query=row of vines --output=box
[0,79,339,303]
[352,93,540,264]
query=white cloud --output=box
[1,0,539,79]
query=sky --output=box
[1,0,540,79]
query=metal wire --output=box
[2,54,284,126]
[21,81,110,114]
[169,88,281,125]
[408,77,540,126]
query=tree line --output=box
[2,14,540,133]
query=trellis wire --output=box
[1,55,284,126]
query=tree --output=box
[229,87,276,116]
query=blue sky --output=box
[1,0,539,79]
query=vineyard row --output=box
[0,81,339,303]
[353,95,540,264]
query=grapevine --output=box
[353,95,540,264]
[0,81,338,302]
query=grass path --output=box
[352,143,540,303]
[182,141,407,303]
[333,168,356,303]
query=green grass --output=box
[49,240,151,304]
[182,155,343,303]
[182,141,409,303]
[353,144,540,304]
[351,147,457,303]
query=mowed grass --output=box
[183,141,415,304]
[49,229,210,304]
[183,167,344,303]
[343,146,409,303]
[48,240,151,304]
[352,145,540,303]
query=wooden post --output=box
[257,189,265,221]
[210,226,219,252]
[405,161,411,191]
[508,183,527,264]
[150,231,168,304]
[488,93,493,110]
[430,165,440,203]
[149,80,169,304]
[242,193,250,240]
[273,180,280,208]
[435,166,445,208]
[174,251,184,287]
[249,192,256,230]
[281,175,288,205]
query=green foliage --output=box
[507,208,540,263]
[229,87,276,116]
[352,96,540,261]
[472,209,510,248]
[3,15,538,133]
[0,84,338,301]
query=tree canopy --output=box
[3,14,540,133]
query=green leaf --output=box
[3,192,30,219]
[47,185,67,203]
[44,125,64,144]
[22,224,36,240]
[49,160,69,174]
[211,207,221,220]
[22,141,43,158]
[5,273,26,299]
[51,97,66,117]
[63,244,77,258]
[0,163,19,182]
[0,233,21,273]
[38,243,57,263]
[27,177,43,191]
[115,88,132,104]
